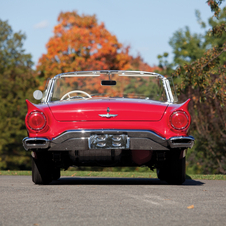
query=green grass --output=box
[0,171,32,176]
[1,170,226,180]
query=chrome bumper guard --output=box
[22,137,50,151]
[23,130,194,151]
[168,136,195,149]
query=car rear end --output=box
[23,70,194,185]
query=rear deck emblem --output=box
[99,107,118,118]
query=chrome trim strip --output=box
[46,78,55,103]
[170,136,195,141]
[54,70,166,79]
[165,78,174,103]
[52,129,167,146]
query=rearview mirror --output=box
[101,80,117,86]
[33,90,43,100]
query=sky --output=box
[0,0,224,69]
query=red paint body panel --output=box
[48,98,168,121]
[25,99,191,140]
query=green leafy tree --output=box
[157,1,226,174]
[0,20,37,169]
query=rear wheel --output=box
[157,150,186,185]
[52,167,61,180]
[165,155,186,185]
[157,167,167,181]
[32,152,53,185]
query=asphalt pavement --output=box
[0,176,226,226]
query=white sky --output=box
[0,0,224,68]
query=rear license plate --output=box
[88,134,130,149]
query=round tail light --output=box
[170,111,189,130]
[27,111,46,131]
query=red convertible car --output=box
[23,70,194,185]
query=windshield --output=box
[49,73,168,102]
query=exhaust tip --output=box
[23,137,50,150]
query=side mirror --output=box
[33,90,43,100]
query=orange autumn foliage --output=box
[37,11,158,79]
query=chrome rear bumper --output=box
[23,130,194,151]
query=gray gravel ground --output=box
[0,176,226,226]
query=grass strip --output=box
[62,171,157,178]
[0,171,32,176]
[0,170,226,180]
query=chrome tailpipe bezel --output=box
[22,137,50,151]
[168,136,195,149]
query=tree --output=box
[37,11,156,82]
[0,20,37,169]
[157,1,226,174]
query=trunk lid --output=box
[48,98,168,121]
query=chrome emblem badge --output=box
[99,107,118,118]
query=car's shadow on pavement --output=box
[50,177,204,186]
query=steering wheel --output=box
[60,90,92,100]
